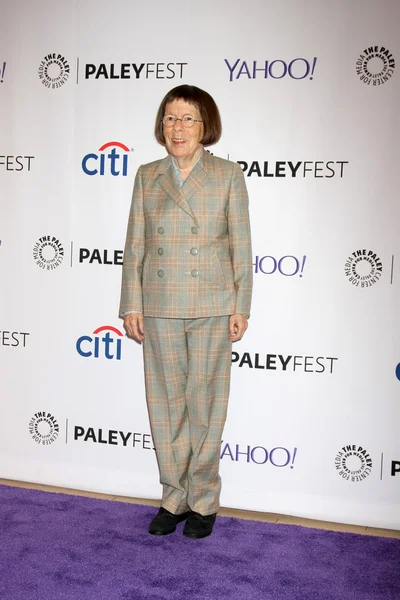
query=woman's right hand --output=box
[123,313,145,344]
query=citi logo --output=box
[76,325,124,360]
[82,141,131,176]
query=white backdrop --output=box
[1,0,400,529]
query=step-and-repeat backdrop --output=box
[1,0,399,529]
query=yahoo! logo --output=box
[221,442,297,468]
[225,57,317,82]
[76,325,124,360]
[82,141,131,176]
[0,62,6,83]
[254,255,307,277]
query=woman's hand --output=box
[229,314,248,341]
[124,313,145,344]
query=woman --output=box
[119,84,252,539]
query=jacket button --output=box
[158,269,164,277]
[158,248,164,255]
[191,226,198,234]
[190,248,198,256]
[158,227,165,234]
[191,269,199,277]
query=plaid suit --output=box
[120,149,252,514]
[119,149,252,318]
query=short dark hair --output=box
[154,84,222,147]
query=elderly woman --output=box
[119,84,252,539]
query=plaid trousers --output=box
[143,316,232,516]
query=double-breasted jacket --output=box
[119,149,252,319]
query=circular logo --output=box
[29,412,59,446]
[38,53,70,89]
[395,363,400,381]
[344,250,382,288]
[356,46,395,86]
[335,445,372,482]
[33,236,64,270]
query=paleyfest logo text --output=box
[225,57,317,82]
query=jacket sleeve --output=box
[228,163,253,318]
[119,166,145,316]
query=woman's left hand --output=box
[229,314,248,341]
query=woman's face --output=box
[163,99,204,163]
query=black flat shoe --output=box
[183,512,217,539]
[149,507,192,536]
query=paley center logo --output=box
[344,249,382,288]
[76,325,124,360]
[33,235,64,270]
[232,352,338,374]
[225,57,317,82]
[38,53,70,89]
[82,141,131,176]
[237,160,348,178]
[253,254,306,277]
[356,46,395,86]
[335,444,372,482]
[29,412,59,446]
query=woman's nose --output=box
[172,118,183,131]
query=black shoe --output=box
[183,512,217,539]
[148,507,192,536]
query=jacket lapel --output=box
[181,156,209,204]
[156,150,211,226]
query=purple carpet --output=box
[0,485,399,600]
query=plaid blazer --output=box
[119,149,252,319]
